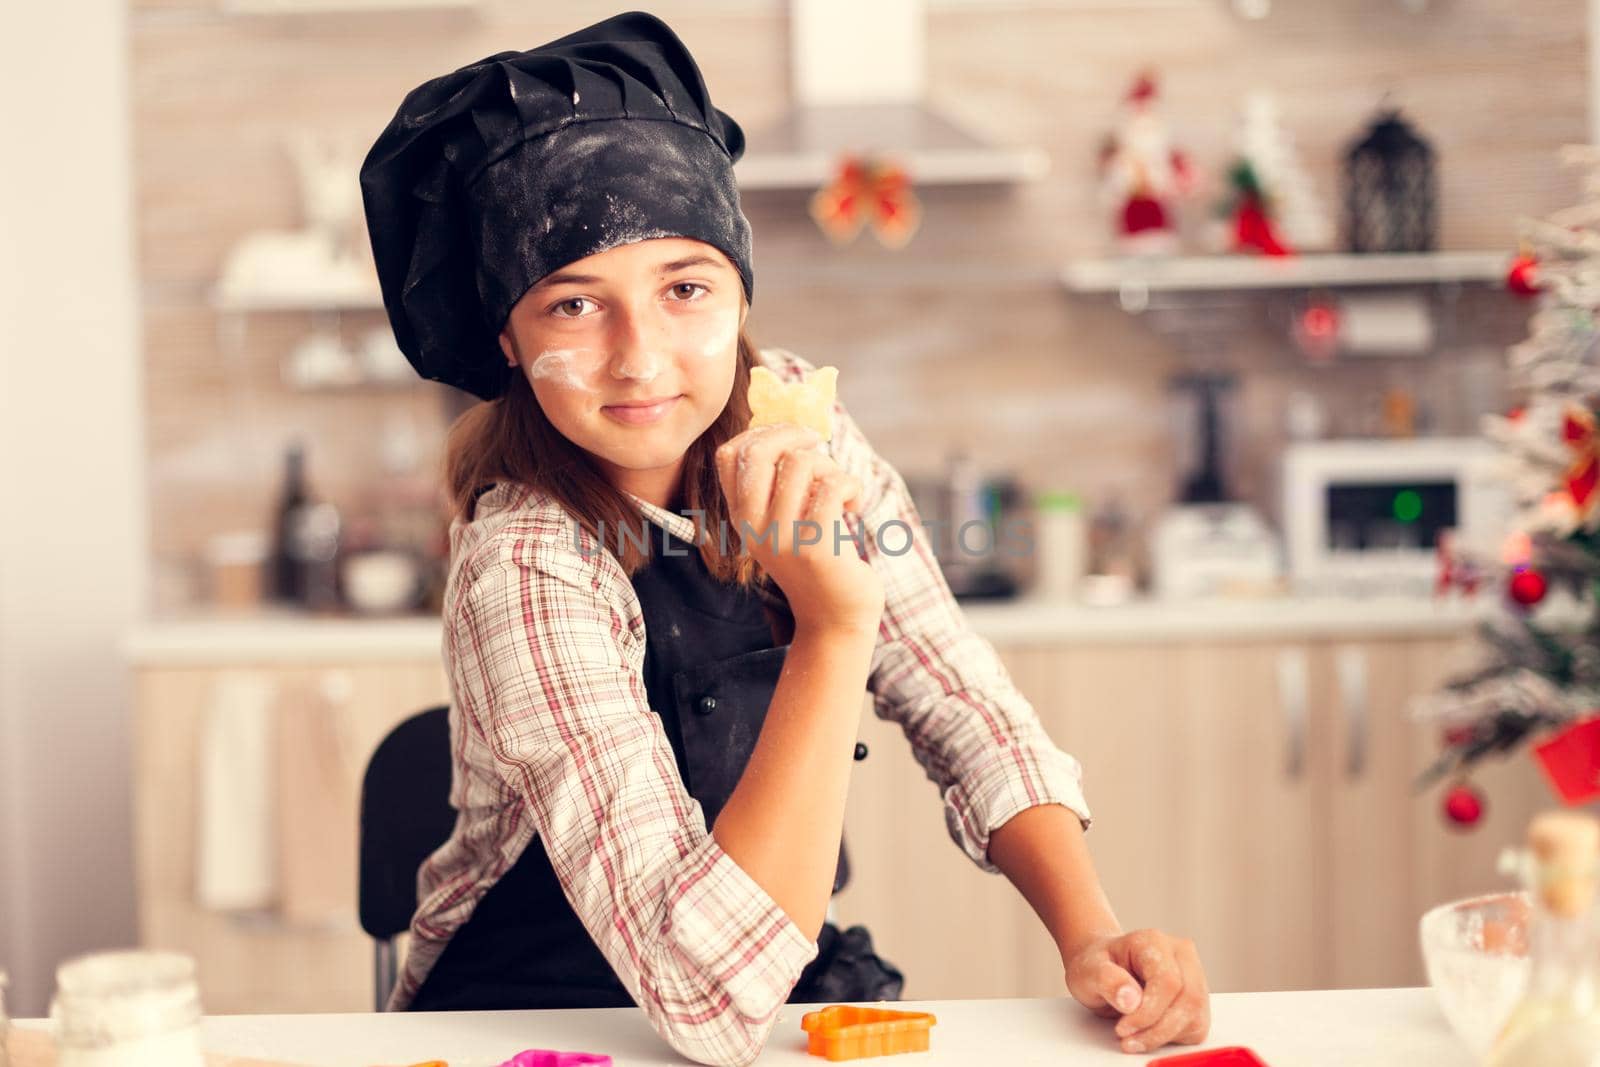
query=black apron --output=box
[409,520,903,1011]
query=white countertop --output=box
[17,989,1472,1066]
[121,591,1577,666]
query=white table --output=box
[23,988,1473,1066]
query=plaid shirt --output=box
[394,348,1092,1066]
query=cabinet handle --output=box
[1276,647,1309,782]
[318,670,354,706]
[1336,646,1369,781]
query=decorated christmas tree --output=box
[1414,145,1600,827]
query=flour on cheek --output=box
[528,348,602,394]
[691,310,740,361]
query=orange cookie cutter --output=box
[800,1005,937,1061]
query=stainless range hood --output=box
[734,0,1049,190]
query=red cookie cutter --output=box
[1149,1047,1269,1066]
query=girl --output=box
[359,11,1210,1066]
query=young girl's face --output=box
[498,237,747,508]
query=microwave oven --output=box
[1281,437,1513,595]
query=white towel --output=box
[196,672,278,912]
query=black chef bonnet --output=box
[359,10,753,400]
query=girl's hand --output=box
[714,424,884,634]
[1064,929,1211,1055]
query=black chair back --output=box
[359,705,455,943]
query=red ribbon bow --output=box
[809,155,922,249]
[1534,714,1600,805]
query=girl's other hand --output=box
[714,424,883,635]
[1064,928,1211,1055]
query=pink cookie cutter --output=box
[497,1051,613,1067]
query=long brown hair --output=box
[444,327,763,587]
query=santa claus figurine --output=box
[1098,71,1197,255]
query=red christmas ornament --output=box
[1443,781,1485,828]
[1506,253,1542,297]
[1509,567,1548,607]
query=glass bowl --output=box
[1418,890,1532,1061]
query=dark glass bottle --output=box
[268,443,310,605]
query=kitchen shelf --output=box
[210,281,384,313]
[735,103,1050,191]
[209,273,414,392]
[220,0,478,13]
[283,375,420,392]
[1061,251,1512,296]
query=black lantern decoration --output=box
[1343,109,1437,253]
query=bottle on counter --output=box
[268,442,310,604]
[1032,489,1086,601]
[941,450,984,582]
[1083,492,1139,605]
[266,442,343,612]
[50,951,205,1067]
[1486,809,1600,1067]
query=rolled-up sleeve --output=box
[452,530,817,1067]
[792,354,1092,874]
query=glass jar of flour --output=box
[51,951,204,1067]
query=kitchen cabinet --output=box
[1012,641,1323,997]
[1315,639,1421,992]
[1172,642,1321,994]
[133,660,448,1014]
[1315,637,1548,991]
[830,688,1043,1000]
[834,641,1318,999]
[834,633,1553,1000]
[129,614,1556,1013]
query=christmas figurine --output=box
[1098,71,1196,255]
[1207,91,1333,256]
[1223,162,1290,256]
